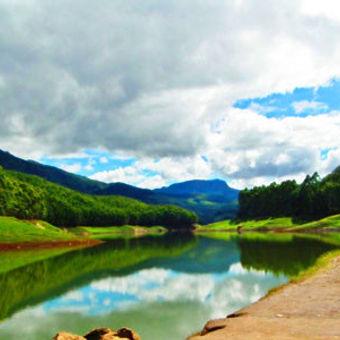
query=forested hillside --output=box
[0,167,198,228]
[0,150,239,223]
[238,167,340,219]
[0,150,106,194]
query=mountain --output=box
[0,150,105,194]
[156,179,239,199]
[0,149,239,223]
[0,168,198,228]
[334,166,340,174]
[94,182,155,200]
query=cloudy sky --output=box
[1,0,340,189]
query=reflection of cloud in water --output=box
[42,263,287,318]
[0,262,288,340]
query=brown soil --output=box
[0,239,102,251]
[189,255,340,340]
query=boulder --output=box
[116,328,141,340]
[84,328,115,340]
[200,318,227,336]
[52,328,141,340]
[53,332,86,340]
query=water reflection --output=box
[0,233,337,340]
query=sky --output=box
[1,0,340,189]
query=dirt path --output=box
[189,255,340,340]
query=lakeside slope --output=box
[189,251,340,340]
[196,214,340,232]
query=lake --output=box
[0,232,338,340]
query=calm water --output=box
[0,233,337,340]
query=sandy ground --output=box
[189,255,340,340]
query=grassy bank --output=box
[0,216,168,244]
[0,216,76,243]
[195,214,340,232]
[69,225,167,239]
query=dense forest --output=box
[0,167,198,229]
[238,166,340,219]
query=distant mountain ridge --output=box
[0,149,239,223]
[156,179,239,199]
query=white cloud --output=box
[59,162,82,173]
[248,102,278,115]
[207,108,340,188]
[292,100,328,114]
[300,0,340,22]
[90,156,213,188]
[90,266,280,309]
[99,157,108,164]
[89,166,145,186]
[0,0,340,186]
[138,175,167,190]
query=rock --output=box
[200,318,227,336]
[52,327,141,340]
[53,332,86,340]
[84,328,117,340]
[116,328,141,340]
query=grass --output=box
[196,214,340,232]
[0,216,168,243]
[69,225,167,239]
[290,214,340,231]
[0,216,76,243]
[196,217,297,231]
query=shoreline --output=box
[188,250,340,340]
[194,227,340,233]
[0,238,102,251]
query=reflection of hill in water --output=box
[0,234,241,321]
[0,234,197,320]
[0,233,338,322]
[142,236,239,273]
[238,235,338,276]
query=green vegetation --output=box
[238,167,340,220]
[292,214,340,231]
[237,234,338,277]
[196,217,296,231]
[0,216,75,243]
[0,234,197,320]
[290,249,340,282]
[0,150,239,223]
[70,225,167,239]
[0,149,106,194]
[0,167,198,229]
[0,247,81,273]
[197,214,340,232]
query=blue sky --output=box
[0,0,340,189]
[234,79,340,118]
[37,79,340,189]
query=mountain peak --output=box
[154,178,238,197]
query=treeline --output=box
[238,166,340,219]
[0,167,198,229]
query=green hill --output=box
[238,166,340,219]
[0,167,198,228]
[0,150,105,194]
[0,150,239,223]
